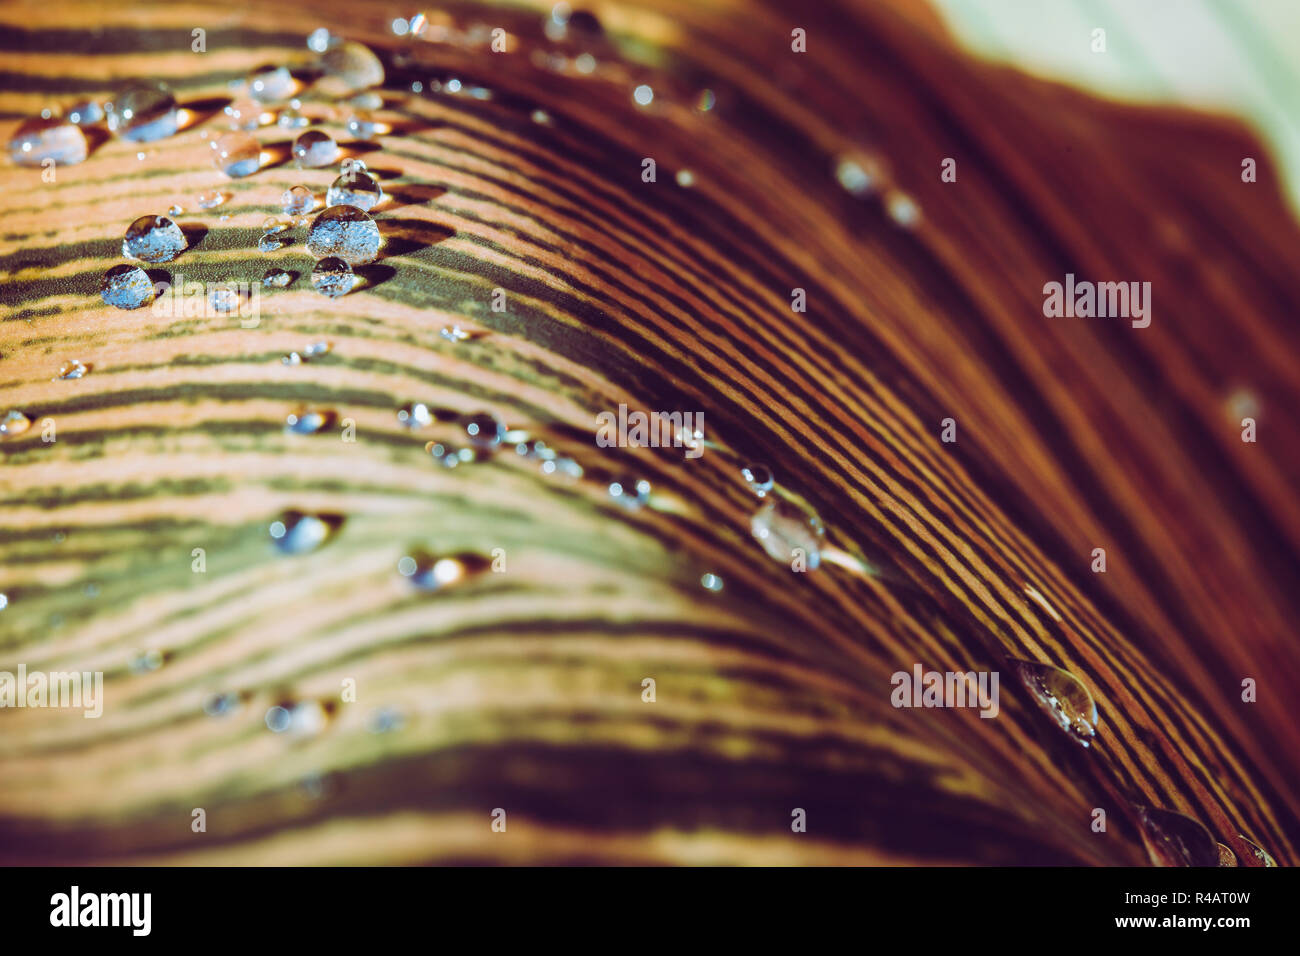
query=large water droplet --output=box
[122,215,186,263]
[8,116,88,166]
[306,205,380,265]
[210,130,261,177]
[1010,659,1098,746]
[310,256,355,296]
[1136,806,1219,867]
[326,171,384,211]
[293,129,339,168]
[0,410,32,440]
[751,497,824,568]
[100,263,155,309]
[269,511,341,554]
[105,84,179,142]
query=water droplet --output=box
[700,573,724,592]
[695,89,717,113]
[277,106,308,130]
[100,263,155,309]
[0,594,8,611]
[463,411,505,448]
[397,402,433,428]
[129,648,164,673]
[1217,843,1238,866]
[167,203,184,216]
[425,441,464,468]
[8,116,88,166]
[105,84,178,141]
[203,692,239,717]
[210,130,261,177]
[574,53,597,74]
[293,129,339,168]
[122,215,186,263]
[310,256,356,296]
[55,359,87,381]
[262,268,293,289]
[281,184,315,218]
[196,190,226,209]
[265,705,292,732]
[285,407,335,434]
[269,511,340,554]
[399,551,466,590]
[258,233,285,253]
[391,17,410,36]
[751,497,824,567]
[0,410,32,440]
[531,109,552,125]
[66,100,104,125]
[440,325,470,342]
[886,190,921,228]
[633,84,654,106]
[306,205,381,265]
[676,169,695,188]
[223,99,270,131]
[1224,388,1260,424]
[609,478,652,510]
[327,170,384,211]
[282,352,303,366]
[303,341,331,358]
[346,112,380,141]
[741,463,774,497]
[247,64,295,104]
[368,706,405,733]
[1238,835,1277,866]
[317,40,385,95]
[835,153,885,198]
[1010,660,1098,746]
[208,284,242,313]
[1136,806,1219,867]
[306,28,334,54]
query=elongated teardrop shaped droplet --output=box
[1238,835,1277,866]
[1136,806,1219,867]
[751,496,824,569]
[269,511,341,554]
[1010,659,1098,746]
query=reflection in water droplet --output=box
[122,215,186,263]
[1136,806,1219,867]
[328,171,384,211]
[281,184,315,217]
[1010,659,1098,746]
[306,205,380,265]
[203,692,239,717]
[100,263,154,309]
[1238,835,1277,866]
[700,573,724,592]
[751,496,824,568]
[317,40,385,94]
[105,84,178,142]
[248,64,295,104]
[310,256,355,296]
[269,511,341,554]
[263,268,293,289]
[211,130,261,177]
[293,129,339,168]
[1217,843,1238,866]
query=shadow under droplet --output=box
[354,264,396,290]
[378,218,453,258]
[178,97,231,131]
[386,183,446,208]
[258,140,294,171]
[82,126,111,157]
[179,223,208,251]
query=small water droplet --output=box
[265,705,292,732]
[1011,659,1098,745]
[886,190,921,228]
[425,441,463,468]
[310,256,356,296]
[368,706,405,733]
[306,205,381,265]
[397,402,433,428]
[281,184,315,218]
[696,89,717,113]
[122,215,186,263]
[262,268,293,288]
[100,263,155,309]
[293,129,339,168]
[327,170,384,210]
[203,692,239,717]
[0,410,31,440]
[609,478,652,510]
[700,572,724,592]
[55,359,87,381]
[208,284,243,313]
[463,410,505,448]
[751,496,824,567]
[303,341,331,358]
[1136,806,1219,867]
[167,203,184,216]
[8,116,88,166]
[306,28,334,54]
[676,169,695,188]
[346,112,381,141]
[105,84,178,141]
[269,511,340,554]
[277,106,308,130]
[440,325,470,342]
[258,233,285,253]
[210,130,261,177]
[633,84,654,106]
[1217,843,1238,866]
[835,153,885,198]
[741,463,774,497]
[196,190,227,210]
[128,648,165,673]
[399,551,467,590]
[0,594,8,611]
[285,407,335,434]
